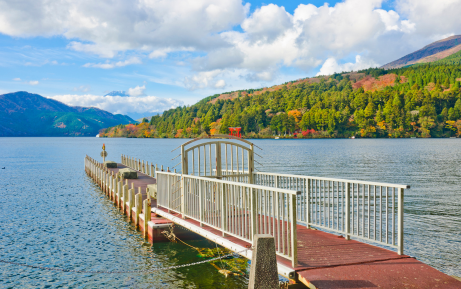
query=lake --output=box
[1,137,460,288]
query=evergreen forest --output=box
[100,61,461,139]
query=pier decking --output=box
[85,157,461,289]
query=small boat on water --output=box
[351,136,355,139]
[275,137,280,139]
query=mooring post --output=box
[128,189,133,219]
[123,185,128,214]
[143,198,151,238]
[248,234,279,289]
[113,177,118,201]
[117,180,121,206]
[135,189,142,226]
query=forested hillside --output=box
[0,91,134,136]
[100,64,461,139]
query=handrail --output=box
[159,171,300,196]
[255,172,410,189]
[253,171,408,255]
[156,170,299,267]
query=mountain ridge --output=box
[382,35,461,69]
[0,91,134,136]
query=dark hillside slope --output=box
[0,91,134,136]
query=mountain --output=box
[382,35,461,69]
[0,91,135,136]
[104,91,129,97]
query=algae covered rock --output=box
[104,161,117,168]
[118,168,137,179]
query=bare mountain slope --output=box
[382,35,461,69]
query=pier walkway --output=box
[84,155,461,289]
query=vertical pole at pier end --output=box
[398,188,404,255]
[248,234,279,289]
[345,182,351,240]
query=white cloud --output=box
[13,78,21,81]
[72,85,91,92]
[241,4,292,43]
[396,0,461,37]
[83,57,142,69]
[184,69,225,90]
[1,0,461,92]
[214,79,226,88]
[127,85,146,97]
[316,55,379,76]
[46,94,184,116]
[28,80,39,85]
[0,0,248,57]
[149,48,173,59]
[68,42,118,58]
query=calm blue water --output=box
[1,138,460,288]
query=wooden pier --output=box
[84,136,461,288]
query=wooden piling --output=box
[143,198,151,238]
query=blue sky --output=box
[0,0,460,119]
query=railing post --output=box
[251,188,258,239]
[181,175,185,219]
[221,183,227,236]
[199,179,203,227]
[291,193,298,268]
[306,178,311,229]
[345,182,351,240]
[398,188,404,255]
[249,144,254,184]
[167,173,170,213]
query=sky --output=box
[1,0,460,120]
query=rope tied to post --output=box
[0,247,251,274]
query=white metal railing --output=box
[121,154,158,178]
[156,171,300,267]
[253,172,409,255]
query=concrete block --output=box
[104,161,117,168]
[118,168,137,179]
[147,184,157,199]
[248,234,279,289]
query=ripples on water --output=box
[0,138,247,288]
[0,138,460,288]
